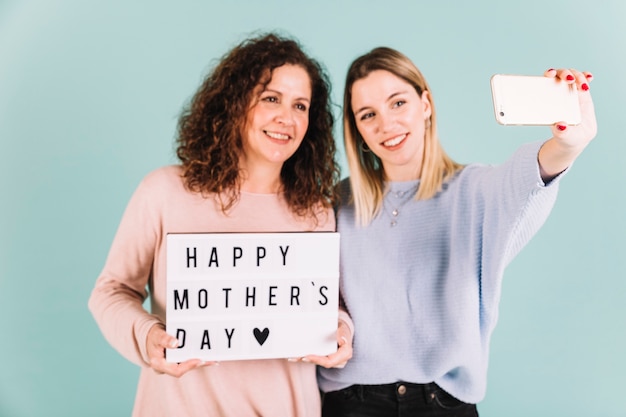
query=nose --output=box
[275,104,295,126]
[376,110,394,133]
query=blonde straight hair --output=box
[343,47,464,226]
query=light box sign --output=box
[166,232,340,362]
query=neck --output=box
[239,163,283,194]
[383,164,422,182]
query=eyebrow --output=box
[354,90,408,115]
[263,88,311,104]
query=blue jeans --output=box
[322,382,479,417]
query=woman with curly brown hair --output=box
[89,32,353,417]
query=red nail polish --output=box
[566,75,575,81]
[581,83,589,91]
[585,73,593,79]
[547,68,555,72]
[557,125,567,131]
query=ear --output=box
[421,90,432,119]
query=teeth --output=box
[383,134,406,147]
[265,131,290,140]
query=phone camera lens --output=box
[499,111,505,117]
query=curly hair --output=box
[175,32,340,220]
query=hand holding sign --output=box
[146,323,217,377]
[300,318,353,369]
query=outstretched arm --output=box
[538,68,597,183]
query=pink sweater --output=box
[89,165,343,416]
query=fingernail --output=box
[301,358,311,363]
[287,358,298,362]
[566,75,575,81]
[557,124,567,131]
[547,68,555,72]
[169,340,179,348]
[581,83,589,91]
[586,73,593,79]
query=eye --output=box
[262,95,278,103]
[393,100,406,108]
[295,103,308,112]
[359,112,375,121]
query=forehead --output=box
[264,64,311,94]
[351,70,414,104]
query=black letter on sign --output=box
[225,328,235,348]
[256,246,266,266]
[290,286,300,306]
[208,247,219,267]
[268,286,277,306]
[198,289,208,309]
[279,245,289,265]
[233,247,242,267]
[318,286,328,305]
[186,247,197,268]
[174,289,189,310]
[246,287,256,307]
[201,330,211,350]
[176,329,186,349]
[222,288,231,308]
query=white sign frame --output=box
[165,232,340,362]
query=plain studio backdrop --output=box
[1,1,624,416]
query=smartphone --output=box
[490,74,581,126]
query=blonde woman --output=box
[318,47,596,416]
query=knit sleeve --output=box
[88,169,167,367]
[467,141,562,327]
[467,141,562,262]
[497,141,563,265]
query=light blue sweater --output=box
[317,141,562,403]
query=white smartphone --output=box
[490,74,581,126]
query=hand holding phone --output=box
[490,74,581,126]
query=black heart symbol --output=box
[253,328,270,346]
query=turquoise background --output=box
[1,0,624,415]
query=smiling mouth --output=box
[382,134,407,147]
[265,130,291,141]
